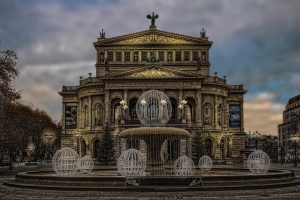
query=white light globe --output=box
[198,155,212,172]
[136,90,172,126]
[78,155,94,173]
[247,150,271,174]
[53,147,79,176]
[173,156,194,176]
[117,148,147,176]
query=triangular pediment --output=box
[95,29,212,46]
[103,65,202,80]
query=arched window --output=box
[81,139,87,157]
[169,98,177,123]
[111,98,122,123]
[205,138,213,157]
[93,139,100,159]
[217,104,223,126]
[83,105,89,127]
[95,103,104,126]
[203,103,212,126]
[185,98,195,123]
[220,138,226,159]
[129,98,138,121]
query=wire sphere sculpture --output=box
[247,150,271,174]
[53,147,79,176]
[136,90,172,126]
[173,156,194,176]
[117,148,147,176]
[78,155,94,173]
[198,155,213,172]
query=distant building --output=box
[244,131,278,162]
[278,94,300,162]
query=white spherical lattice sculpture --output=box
[173,156,194,176]
[78,155,94,173]
[53,147,79,176]
[198,155,213,172]
[247,150,271,174]
[117,148,147,176]
[136,90,172,126]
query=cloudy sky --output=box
[1,0,300,135]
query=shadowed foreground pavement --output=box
[1,164,300,199]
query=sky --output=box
[1,0,300,135]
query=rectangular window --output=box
[133,51,139,62]
[125,51,131,62]
[142,51,148,62]
[158,51,165,61]
[192,51,198,61]
[184,51,190,61]
[175,51,181,62]
[116,52,122,62]
[107,51,114,62]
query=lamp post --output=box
[26,139,36,165]
[74,129,82,156]
[291,134,300,167]
[41,129,56,160]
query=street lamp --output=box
[290,134,300,167]
[74,129,82,156]
[41,129,56,160]
[26,139,36,165]
[252,131,261,150]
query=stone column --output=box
[104,90,110,123]
[214,95,218,128]
[78,100,82,128]
[124,89,128,120]
[89,96,92,129]
[196,89,202,126]
[240,100,244,132]
[178,89,183,122]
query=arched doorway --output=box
[126,139,139,149]
[129,98,138,122]
[220,138,226,159]
[168,139,180,161]
[93,139,100,159]
[205,138,213,157]
[169,98,177,123]
[80,140,87,157]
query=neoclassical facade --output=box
[59,15,246,163]
[278,94,300,162]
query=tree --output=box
[192,132,207,163]
[97,122,115,165]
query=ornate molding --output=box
[117,33,194,45]
[131,68,175,78]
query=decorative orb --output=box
[117,148,147,176]
[173,156,194,176]
[78,155,94,173]
[136,90,172,126]
[198,155,213,172]
[53,147,79,176]
[247,150,271,174]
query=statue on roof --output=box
[147,12,159,29]
[200,28,208,39]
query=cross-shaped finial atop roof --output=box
[147,12,159,29]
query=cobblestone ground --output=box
[1,164,300,200]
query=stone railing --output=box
[203,76,226,84]
[62,86,77,92]
[80,77,102,85]
[228,85,244,90]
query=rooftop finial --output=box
[200,28,208,39]
[147,12,159,29]
[98,29,106,40]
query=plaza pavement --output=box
[0,163,300,199]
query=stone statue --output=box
[147,12,159,28]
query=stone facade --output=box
[278,94,300,162]
[59,18,246,163]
